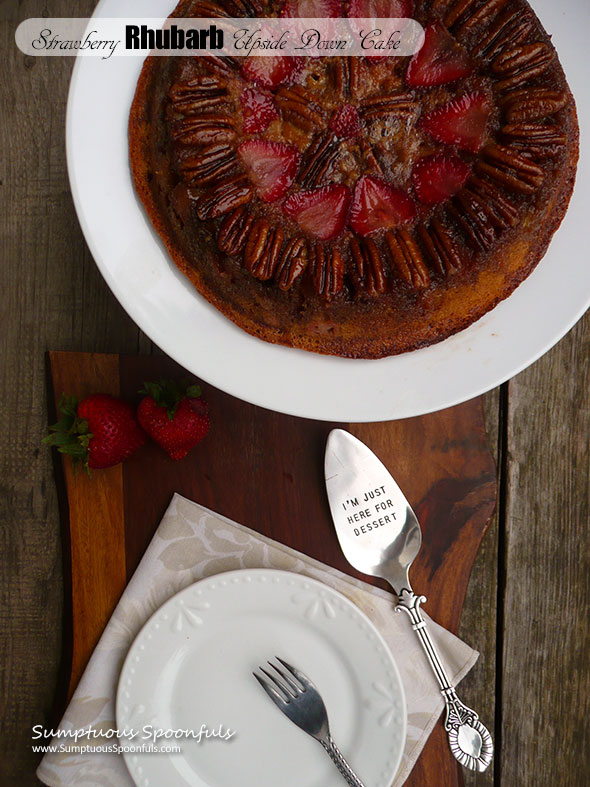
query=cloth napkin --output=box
[37,493,477,787]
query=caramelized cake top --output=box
[129,0,578,358]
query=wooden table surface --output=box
[1,2,589,785]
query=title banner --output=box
[15,17,424,59]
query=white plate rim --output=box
[115,567,407,787]
[66,0,590,422]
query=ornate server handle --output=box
[396,588,494,773]
[320,734,366,787]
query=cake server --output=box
[324,429,493,772]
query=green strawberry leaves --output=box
[139,378,202,420]
[43,394,93,473]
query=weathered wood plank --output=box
[459,388,501,787]
[0,1,142,783]
[500,310,590,785]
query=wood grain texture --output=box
[0,2,143,784]
[48,351,497,787]
[459,388,501,787]
[500,312,590,787]
[49,352,128,697]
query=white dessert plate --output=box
[67,0,590,421]
[116,569,406,787]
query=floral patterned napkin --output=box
[37,493,477,787]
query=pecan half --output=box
[492,42,554,91]
[474,7,533,60]
[456,184,511,235]
[275,86,325,133]
[384,228,429,289]
[309,244,344,300]
[449,190,496,251]
[217,205,255,255]
[298,132,340,188]
[446,0,509,36]
[202,55,239,76]
[171,114,235,146]
[169,75,227,103]
[275,237,308,290]
[350,237,388,296]
[359,139,384,177]
[189,1,232,16]
[475,143,544,194]
[194,173,252,219]
[244,220,284,280]
[501,122,567,159]
[230,0,264,14]
[499,87,569,123]
[467,175,519,228]
[178,143,236,186]
[418,217,464,277]
[360,92,417,122]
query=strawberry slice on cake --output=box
[350,176,416,236]
[241,56,302,89]
[281,0,342,16]
[238,140,301,203]
[240,89,279,134]
[412,153,471,205]
[347,0,413,17]
[406,22,474,87]
[419,91,490,153]
[283,184,351,240]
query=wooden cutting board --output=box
[48,350,496,787]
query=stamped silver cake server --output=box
[325,429,493,773]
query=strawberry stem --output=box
[139,379,202,420]
[42,394,93,473]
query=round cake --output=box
[129,0,578,358]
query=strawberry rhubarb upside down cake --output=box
[129,0,578,358]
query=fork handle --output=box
[320,734,366,787]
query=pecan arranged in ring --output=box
[360,92,417,122]
[476,143,544,194]
[275,86,325,133]
[350,237,388,296]
[384,228,430,289]
[217,205,255,255]
[418,217,464,277]
[275,237,308,291]
[298,132,340,188]
[244,220,284,280]
[501,122,567,159]
[499,87,568,123]
[467,175,519,228]
[446,0,509,37]
[171,114,235,146]
[474,7,533,60]
[177,143,237,186]
[169,75,226,102]
[449,187,496,251]
[309,244,344,300]
[492,42,554,92]
[194,173,252,219]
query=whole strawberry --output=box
[43,393,147,471]
[137,380,209,461]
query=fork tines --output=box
[253,657,306,705]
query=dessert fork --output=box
[253,657,366,787]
